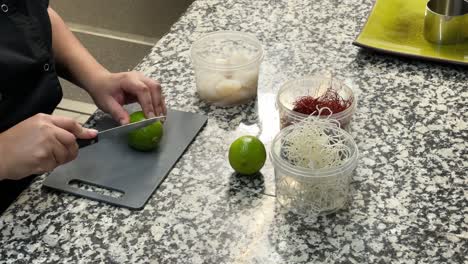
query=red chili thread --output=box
[292,86,352,116]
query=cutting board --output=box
[43,110,208,210]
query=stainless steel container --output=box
[424,0,468,45]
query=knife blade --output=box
[77,116,166,148]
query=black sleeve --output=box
[41,0,49,8]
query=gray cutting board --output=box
[43,110,208,210]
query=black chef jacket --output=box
[0,0,63,213]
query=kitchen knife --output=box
[77,116,166,149]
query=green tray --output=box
[353,0,468,66]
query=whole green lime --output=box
[127,111,163,151]
[228,135,266,175]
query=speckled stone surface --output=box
[1,0,467,263]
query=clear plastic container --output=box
[277,74,357,131]
[270,123,359,216]
[190,31,264,106]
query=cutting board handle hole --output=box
[69,179,125,199]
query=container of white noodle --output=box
[190,31,263,106]
[270,117,358,216]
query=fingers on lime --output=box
[228,135,266,175]
[127,111,163,152]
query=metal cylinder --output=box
[423,0,468,45]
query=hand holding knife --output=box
[77,116,166,148]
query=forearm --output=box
[0,133,10,181]
[48,8,109,92]
[0,139,5,180]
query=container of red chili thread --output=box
[276,73,357,131]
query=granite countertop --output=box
[1,0,467,263]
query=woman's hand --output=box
[0,114,97,180]
[87,71,166,125]
[48,8,166,124]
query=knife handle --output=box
[77,135,99,149]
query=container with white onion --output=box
[190,31,264,106]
